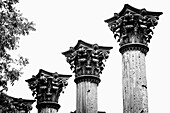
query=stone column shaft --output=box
[105,4,162,113]
[122,50,148,113]
[39,108,58,113]
[62,40,112,113]
[76,80,98,113]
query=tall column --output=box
[25,69,72,113]
[62,40,112,113]
[105,4,162,113]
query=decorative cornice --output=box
[36,101,60,111]
[119,43,149,55]
[74,75,101,85]
[62,40,112,77]
[62,40,113,56]
[105,4,162,47]
[105,4,162,23]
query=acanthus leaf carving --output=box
[66,44,110,77]
[106,8,162,46]
[26,72,69,104]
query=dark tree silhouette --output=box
[0,0,36,92]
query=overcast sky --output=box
[5,0,170,113]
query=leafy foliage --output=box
[0,0,36,92]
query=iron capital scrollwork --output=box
[105,4,163,47]
[62,40,112,78]
[25,69,71,111]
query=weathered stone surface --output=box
[105,4,162,113]
[76,80,98,113]
[122,51,148,113]
[39,108,58,113]
[62,40,112,113]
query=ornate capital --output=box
[25,69,71,110]
[62,40,112,78]
[0,92,35,113]
[105,4,162,48]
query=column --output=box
[105,4,162,113]
[25,69,72,113]
[62,40,112,113]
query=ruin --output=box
[62,40,112,113]
[105,4,162,113]
[0,4,163,113]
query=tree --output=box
[0,0,36,92]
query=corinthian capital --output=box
[62,40,112,77]
[25,69,71,108]
[0,92,35,113]
[105,4,162,46]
